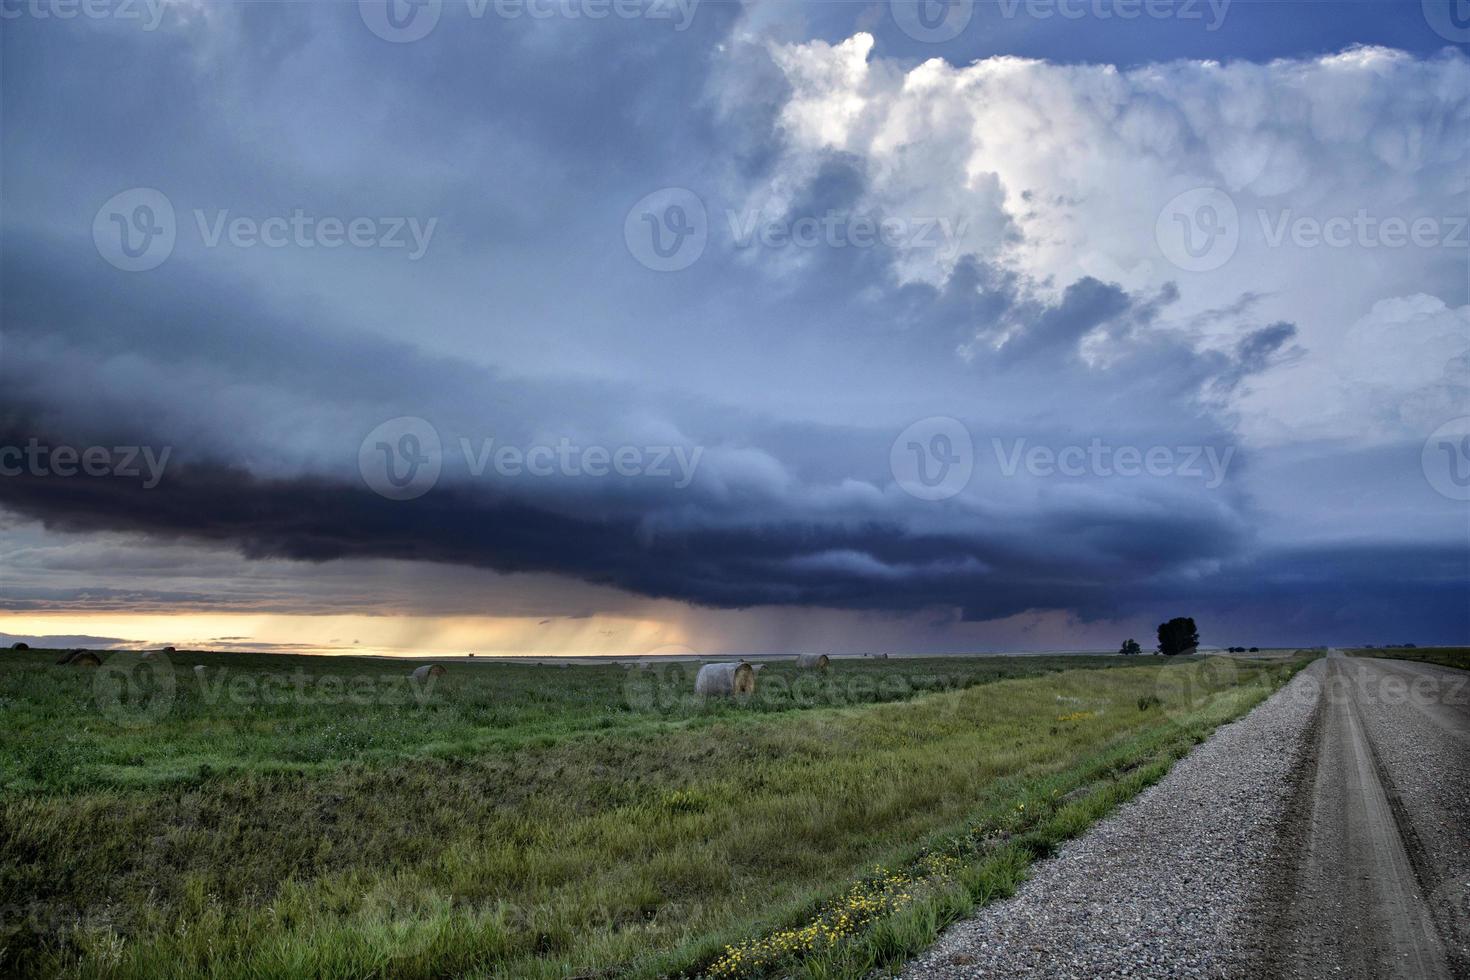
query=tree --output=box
[1157,617,1200,656]
[1119,638,1142,656]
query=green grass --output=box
[1348,646,1470,671]
[0,650,1305,978]
[0,650,1151,794]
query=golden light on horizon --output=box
[0,611,691,658]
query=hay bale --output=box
[161,646,176,653]
[11,642,29,650]
[55,649,78,665]
[795,653,830,669]
[695,661,756,697]
[67,651,101,667]
[411,664,445,681]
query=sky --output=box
[1,0,1467,656]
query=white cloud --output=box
[1235,294,1470,445]
[754,35,1470,444]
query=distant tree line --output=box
[1116,618,1279,656]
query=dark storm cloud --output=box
[1211,322,1301,395]
[1136,541,1470,644]
[2,2,1464,644]
[9,216,1455,635]
[0,423,1247,617]
[0,227,1277,622]
[993,276,1133,362]
[2,417,1462,639]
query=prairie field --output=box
[0,650,1307,979]
[1348,645,1470,671]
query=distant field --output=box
[1348,646,1470,671]
[0,650,1306,978]
[0,650,1147,793]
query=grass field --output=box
[0,649,1308,978]
[1348,646,1470,671]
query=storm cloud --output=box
[1,0,1466,648]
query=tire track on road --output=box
[1256,653,1461,980]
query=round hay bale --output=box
[411,664,445,681]
[69,651,101,667]
[795,653,830,669]
[11,642,29,650]
[161,646,176,653]
[695,661,756,698]
[55,649,78,665]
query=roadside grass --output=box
[696,663,1301,979]
[1348,646,1470,672]
[1,650,1147,793]
[0,654,1303,978]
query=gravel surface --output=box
[900,660,1326,980]
[1347,657,1470,952]
[1277,656,1469,975]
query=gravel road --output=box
[900,654,1470,980]
[1254,654,1469,978]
